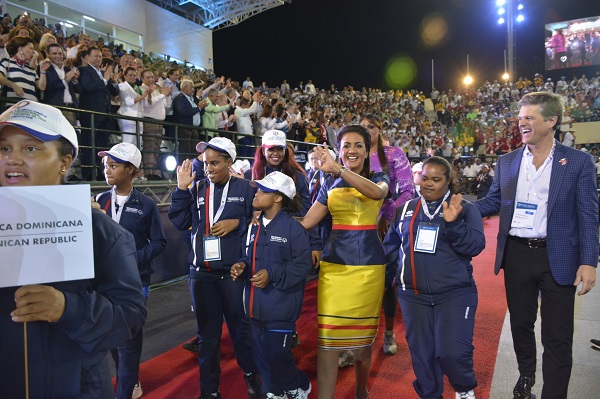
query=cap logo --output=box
[0,103,48,125]
[264,176,277,185]
[114,147,129,156]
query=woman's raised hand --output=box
[176,159,196,190]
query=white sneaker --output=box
[456,389,475,399]
[265,393,286,399]
[132,381,143,399]
[286,382,312,399]
[383,331,398,355]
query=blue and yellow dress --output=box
[316,171,389,350]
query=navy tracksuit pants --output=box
[249,319,310,396]
[399,292,478,399]
[189,276,257,395]
[112,293,148,399]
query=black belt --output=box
[509,235,547,248]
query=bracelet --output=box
[338,166,346,177]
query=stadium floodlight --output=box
[498,17,505,24]
[517,3,523,10]
[496,0,506,6]
[516,15,524,22]
[165,155,177,172]
[498,8,505,15]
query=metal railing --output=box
[0,97,270,181]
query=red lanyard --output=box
[204,185,211,271]
[408,200,422,295]
[249,224,260,318]
[103,197,111,212]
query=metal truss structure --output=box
[147,0,292,31]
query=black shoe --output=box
[244,372,261,399]
[513,375,535,399]
[182,337,199,352]
[198,392,222,399]
[291,332,300,348]
[591,338,600,348]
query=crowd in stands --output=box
[1,12,599,184]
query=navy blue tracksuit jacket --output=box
[239,210,312,329]
[96,188,167,285]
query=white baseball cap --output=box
[98,143,142,168]
[412,162,423,173]
[0,100,78,157]
[231,159,251,175]
[196,137,236,161]
[253,171,296,199]
[262,129,287,148]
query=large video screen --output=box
[545,16,600,71]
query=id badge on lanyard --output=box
[413,191,449,254]
[414,223,439,253]
[511,202,538,229]
[203,235,221,261]
[200,180,230,262]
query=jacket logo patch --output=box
[227,197,245,202]
[197,197,205,206]
[405,210,414,218]
[270,235,288,243]
[125,207,143,215]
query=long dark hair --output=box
[360,114,389,175]
[252,143,306,183]
[336,124,372,178]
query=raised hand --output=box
[442,193,463,222]
[176,159,196,190]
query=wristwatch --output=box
[338,166,346,177]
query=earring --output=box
[61,168,66,173]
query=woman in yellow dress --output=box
[301,124,389,399]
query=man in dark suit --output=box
[76,46,119,180]
[475,92,598,399]
[172,79,206,163]
[41,43,79,126]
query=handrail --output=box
[0,97,318,181]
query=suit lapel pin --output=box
[559,158,567,166]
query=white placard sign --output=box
[0,185,94,288]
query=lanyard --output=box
[106,187,131,224]
[524,142,555,202]
[249,223,261,318]
[408,200,422,295]
[419,190,450,222]
[207,180,230,229]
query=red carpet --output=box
[139,217,505,399]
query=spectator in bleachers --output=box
[0,36,49,101]
[37,32,55,59]
[259,103,287,137]
[202,87,232,136]
[77,46,120,180]
[172,79,207,162]
[140,68,173,179]
[242,76,253,89]
[41,43,79,125]
[234,91,260,159]
[66,33,90,59]
[117,66,150,145]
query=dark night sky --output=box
[213,0,600,92]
